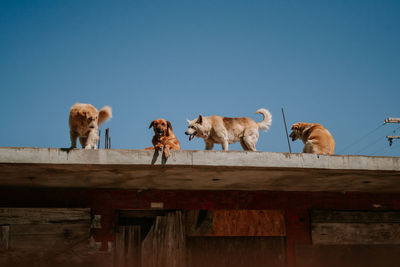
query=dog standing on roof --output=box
[185,108,272,151]
[69,103,112,149]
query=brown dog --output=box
[146,118,181,158]
[69,103,112,149]
[289,122,335,155]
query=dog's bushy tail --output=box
[255,108,272,131]
[98,106,112,125]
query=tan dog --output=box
[185,108,272,151]
[69,103,112,149]
[289,122,335,155]
[146,118,181,158]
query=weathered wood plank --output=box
[0,208,91,224]
[9,234,88,250]
[10,223,90,236]
[142,211,185,267]
[312,210,400,223]
[0,225,9,250]
[0,208,91,251]
[312,223,400,244]
[186,210,286,236]
[115,226,126,267]
[115,225,141,267]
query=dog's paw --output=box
[163,148,170,158]
[154,144,163,151]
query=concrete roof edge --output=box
[0,147,399,172]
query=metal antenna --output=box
[281,108,292,153]
[98,129,101,149]
[105,128,110,149]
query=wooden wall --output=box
[295,210,400,267]
[0,208,112,267]
[0,188,399,267]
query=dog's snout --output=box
[89,125,95,129]
[185,131,190,135]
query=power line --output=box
[370,141,399,156]
[338,123,385,154]
[354,134,385,155]
[355,125,400,155]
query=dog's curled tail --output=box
[98,106,112,125]
[255,108,272,131]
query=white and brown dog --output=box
[289,122,335,155]
[185,109,272,151]
[69,103,112,149]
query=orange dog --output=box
[146,119,181,158]
[289,122,335,155]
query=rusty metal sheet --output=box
[185,210,286,237]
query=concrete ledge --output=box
[0,147,399,192]
[1,147,399,171]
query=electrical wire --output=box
[370,140,399,156]
[359,125,400,155]
[354,135,385,155]
[337,123,385,154]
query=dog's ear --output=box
[149,121,155,129]
[197,114,203,125]
[166,121,172,136]
[186,119,191,125]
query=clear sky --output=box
[1,0,399,156]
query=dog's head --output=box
[79,107,99,129]
[289,122,306,141]
[149,119,172,137]
[185,114,205,141]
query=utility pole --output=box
[385,117,400,146]
[385,118,400,123]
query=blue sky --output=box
[0,0,399,156]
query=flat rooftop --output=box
[0,147,399,193]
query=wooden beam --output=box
[312,223,400,244]
[0,208,91,224]
[385,118,400,123]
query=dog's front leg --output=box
[85,129,98,149]
[163,146,170,158]
[221,140,229,151]
[70,130,78,149]
[205,141,214,150]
